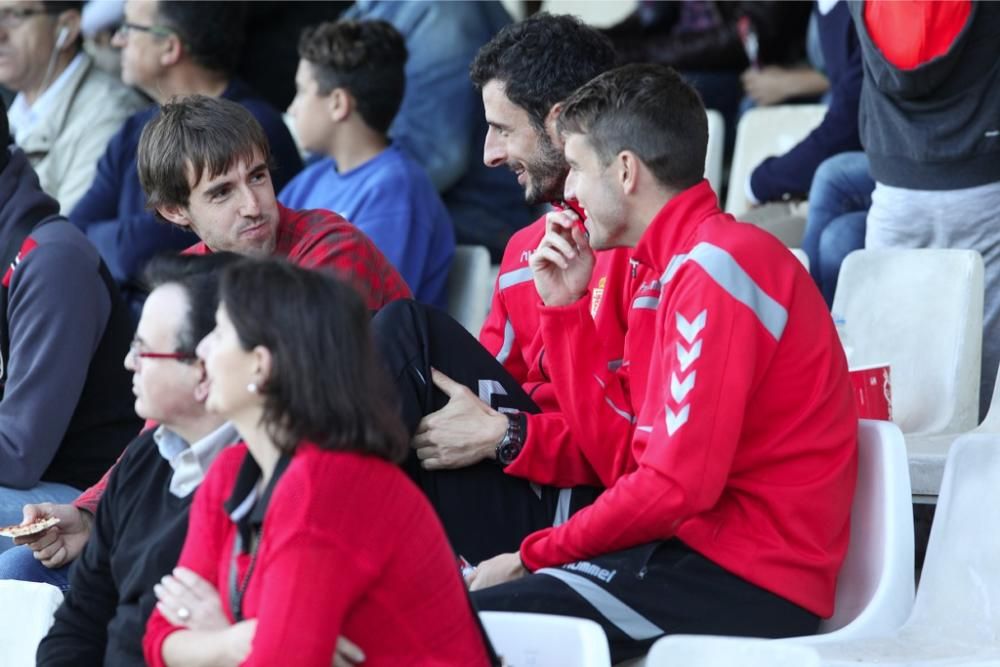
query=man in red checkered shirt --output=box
[143,95,411,311]
[0,96,411,579]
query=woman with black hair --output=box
[143,258,491,667]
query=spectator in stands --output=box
[0,99,140,549]
[0,95,409,582]
[281,19,454,310]
[604,1,813,132]
[802,150,873,306]
[739,8,829,109]
[745,0,862,206]
[139,96,409,309]
[0,0,146,211]
[370,13,626,565]
[35,253,242,665]
[143,258,493,667]
[470,64,858,663]
[69,0,303,316]
[343,1,532,259]
[850,1,1000,415]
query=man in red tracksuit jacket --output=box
[470,64,858,663]
[370,14,649,563]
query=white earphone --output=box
[55,26,70,50]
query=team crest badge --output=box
[590,276,606,317]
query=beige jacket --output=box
[16,53,148,213]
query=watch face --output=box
[499,441,520,466]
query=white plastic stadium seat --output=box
[480,611,612,667]
[833,249,983,437]
[724,104,828,217]
[703,109,725,198]
[620,421,916,666]
[905,360,1000,501]
[447,244,492,335]
[645,635,820,667]
[783,420,914,645]
[810,433,1000,666]
[0,580,64,665]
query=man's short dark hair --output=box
[221,258,408,462]
[470,13,617,129]
[297,19,407,136]
[559,64,708,192]
[156,0,247,75]
[142,252,242,355]
[138,95,271,210]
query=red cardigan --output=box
[143,443,490,667]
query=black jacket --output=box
[850,1,1000,190]
[0,148,139,490]
[38,431,205,666]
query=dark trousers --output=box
[473,539,821,663]
[373,300,575,563]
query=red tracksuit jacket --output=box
[521,181,858,618]
[478,204,641,488]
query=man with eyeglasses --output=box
[0,0,145,211]
[68,0,303,318]
[0,97,141,551]
[35,253,243,666]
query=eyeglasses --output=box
[0,6,55,30]
[113,21,174,40]
[128,340,197,366]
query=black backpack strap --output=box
[0,208,61,396]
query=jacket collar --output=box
[223,448,293,547]
[631,179,723,273]
[15,53,93,154]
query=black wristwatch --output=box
[495,412,527,466]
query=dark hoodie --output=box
[0,148,140,490]
[849,1,1000,190]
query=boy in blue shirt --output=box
[281,20,454,309]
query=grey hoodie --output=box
[849,1,1000,190]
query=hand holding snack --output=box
[7,502,92,568]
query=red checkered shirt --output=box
[74,205,411,513]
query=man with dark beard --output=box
[370,14,640,564]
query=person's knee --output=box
[811,154,840,189]
[820,213,866,264]
[810,151,866,201]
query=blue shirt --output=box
[69,78,304,314]
[344,1,533,259]
[279,145,454,310]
